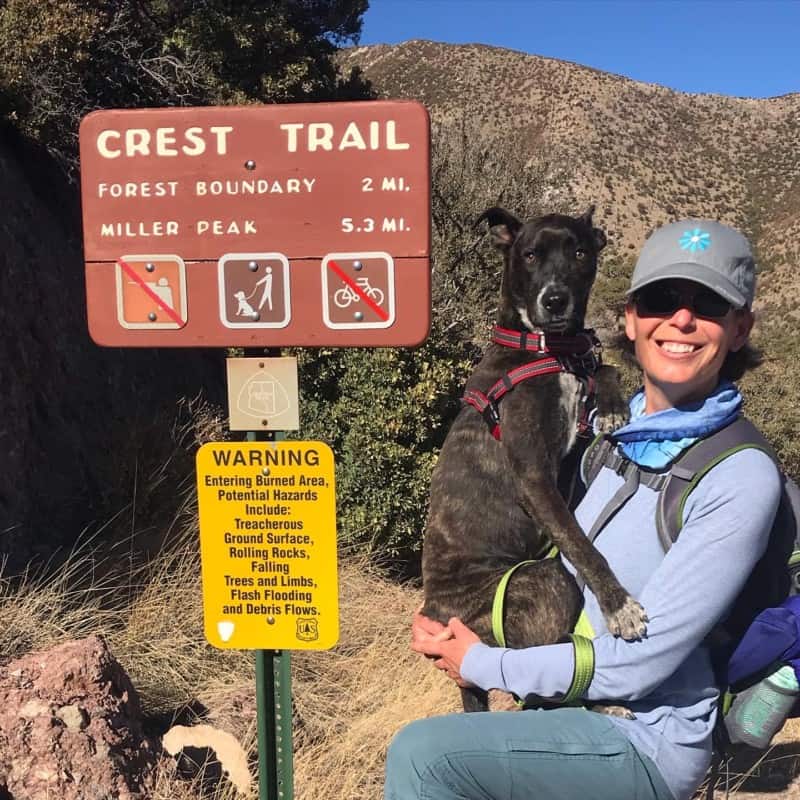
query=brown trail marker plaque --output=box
[80,101,430,347]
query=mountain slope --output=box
[340,40,800,309]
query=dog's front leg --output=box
[501,411,646,640]
[512,469,646,640]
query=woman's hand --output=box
[411,607,481,688]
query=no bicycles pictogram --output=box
[333,276,385,310]
[321,252,395,329]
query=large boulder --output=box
[0,635,156,799]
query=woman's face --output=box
[625,279,753,413]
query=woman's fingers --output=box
[412,635,445,657]
[412,611,451,642]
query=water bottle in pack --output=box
[725,665,800,749]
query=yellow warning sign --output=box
[196,441,338,650]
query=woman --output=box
[385,219,782,800]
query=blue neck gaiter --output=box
[612,380,743,469]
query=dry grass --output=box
[0,518,458,799]
[5,527,800,799]
[290,554,459,800]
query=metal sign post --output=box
[254,646,293,800]
[247,433,293,800]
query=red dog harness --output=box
[462,326,601,441]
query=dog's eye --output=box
[575,248,587,261]
[523,250,536,262]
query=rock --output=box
[0,635,156,799]
[56,704,88,731]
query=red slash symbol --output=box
[117,258,185,326]
[327,259,389,322]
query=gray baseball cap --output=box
[628,220,756,308]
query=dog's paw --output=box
[594,402,630,433]
[487,689,523,713]
[604,595,648,641]
[590,703,636,721]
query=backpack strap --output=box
[575,454,669,593]
[657,417,776,552]
[785,478,800,594]
[581,433,669,493]
[580,432,613,487]
[575,434,670,595]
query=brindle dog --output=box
[421,206,646,712]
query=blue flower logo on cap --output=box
[679,228,711,252]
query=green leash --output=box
[491,559,539,648]
[491,549,596,703]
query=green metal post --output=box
[275,650,294,799]
[255,649,279,800]
[244,350,293,800]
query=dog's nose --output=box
[542,289,569,315]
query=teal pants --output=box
[384,707,674,800]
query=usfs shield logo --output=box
[296,617,319,642]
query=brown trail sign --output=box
[79,101,430,348]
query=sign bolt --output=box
[245,159,256,170]
[148,312,157,321]
[250,311,260,321]
[353,260,363,271]
[248,260,258,272]
[354,311,364,321]
[145,263,155,272]
[259,362,265,368]
[261,419,269,427]
[267,616,275,625]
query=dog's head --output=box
[477,206,607,334]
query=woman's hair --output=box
[615,306,763,382]
[719,338,763,381]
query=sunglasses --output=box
[634,283,732,320]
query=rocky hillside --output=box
[0,124,224,570]
[340,40,800,312]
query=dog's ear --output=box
[579,205,607,252]
[474,207,522,249]
[593,226,607,252]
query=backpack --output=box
[580,415,800,748]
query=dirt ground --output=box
[709,719,800,799]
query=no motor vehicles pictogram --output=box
[115,255,187,329]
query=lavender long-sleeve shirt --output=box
[461,447,781,800]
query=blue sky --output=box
[360,0,800,98]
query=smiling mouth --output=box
[657,341,701,355]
